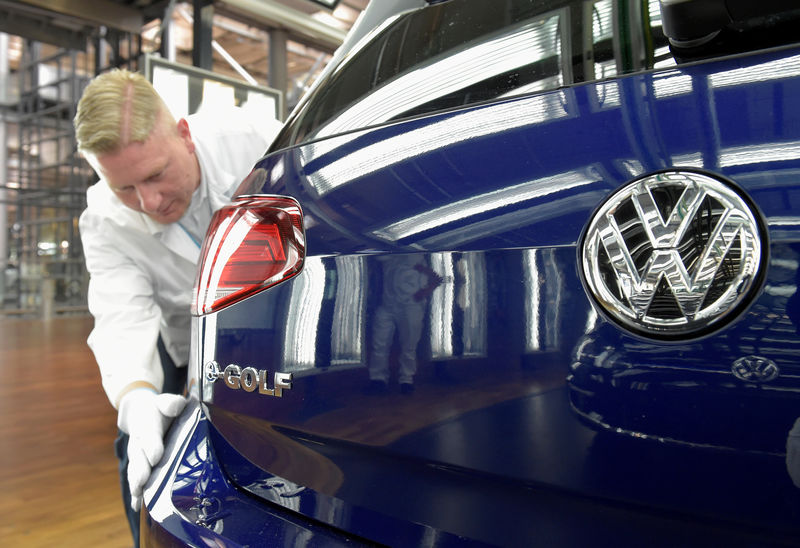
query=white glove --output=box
[117,388,187,510]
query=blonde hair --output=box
[74,68,176,155]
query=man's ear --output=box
[177,118,195,153]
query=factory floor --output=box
[0,315,131,547]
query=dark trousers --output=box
[114,336,187,548]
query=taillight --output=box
[192,195,304,315]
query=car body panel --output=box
[143,1,800,545]
[191,47,800,545]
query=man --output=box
[74,68,282,545]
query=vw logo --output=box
[731,356,780,383]
[581,171,765,339]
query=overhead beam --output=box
[0,2,88,50]
[4,0,143,34]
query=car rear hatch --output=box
[190,0,800,545]
[193,80,800,544]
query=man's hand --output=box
[117,389,187,510]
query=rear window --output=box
[274,0,799,148]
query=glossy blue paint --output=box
[142,403,383,547]
[145,404,795,546]
[253,50,800,257]
[144,13,800,548]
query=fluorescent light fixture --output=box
[653,72,693,98]
[720,140,800,167]
[710,55,800,88]
[314,14,562,139]
[303,92,570,196]
[372,170,593,242]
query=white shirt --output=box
[79,107,282,407]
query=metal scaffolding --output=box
[1,17,146,318]
[8,41,93,316]
[0,0,352,317]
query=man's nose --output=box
[137,185,162,213]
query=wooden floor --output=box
[0,316,132,547]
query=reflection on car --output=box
[142,1,800,546]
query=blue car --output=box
[142,0,800,545]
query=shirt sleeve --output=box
[79,205,165,408]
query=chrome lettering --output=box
[240,367,259,392]
[204,360,292,398]
[258,370,275,396]
[275,372,292,397]
[223,365,241,389]
[205,361,223,382]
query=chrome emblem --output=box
[205,361,292,397]
[581,171,764,338]
[731,355,779,383]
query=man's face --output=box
[90,119,201,225]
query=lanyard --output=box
[178,223,202,249]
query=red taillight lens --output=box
[192,195,305,315]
